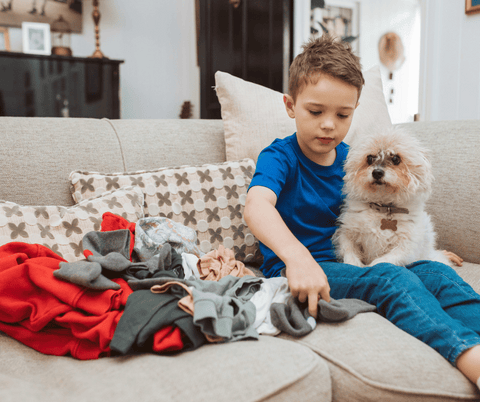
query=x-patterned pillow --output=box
[69,159,262,264]
[0,186,144,262]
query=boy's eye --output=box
[309,111,322,116]
[338,114,349,119]
[391,155,401,165]
[367,155,376,165]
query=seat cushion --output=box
[0,332,331,402]
[280,313,479,402]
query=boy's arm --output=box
[245,185,331,318]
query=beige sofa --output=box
[0,116,479,402]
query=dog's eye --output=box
[391,155,401,165]
[367,155,375,165]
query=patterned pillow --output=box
[69,159,262,263]
[0,186,144,262]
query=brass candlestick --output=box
[89,0,107,58]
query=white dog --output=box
[332,126,453,267]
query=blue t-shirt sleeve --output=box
[248,140,291,198]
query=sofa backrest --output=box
[0,116,478,264]
[397,120,480,265]
[0,117,226,207]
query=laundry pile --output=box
[0,213,375,360]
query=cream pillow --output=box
[0,186,144,262]
[215,66,392,162]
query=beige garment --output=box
[151,282,194,316]
[197,245,255,281]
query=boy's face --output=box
[284,74,359,166]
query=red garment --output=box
[98,212,136,259]
[152,326,184,352]
[0,242,132,360]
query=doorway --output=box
[198,0,294,119]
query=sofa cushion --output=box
[69,159,262,264]
[280,313,479,402]
[107,119,228,171]
[0,186,144,262]
[0,117,126,207]
[396,120,480,265]
[215,66,392,163]
[0,332,331,402]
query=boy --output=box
[244,34,480,386]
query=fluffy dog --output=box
[332,126,452,267]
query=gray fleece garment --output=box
[270,296,376,337]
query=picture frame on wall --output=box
[0,27,10,51]
[22,22,51,55]
[0,0,82,33]
[465,0,480,15]
[294,0,360,57]
[311,0,360,53]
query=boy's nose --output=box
[320,118,335,130]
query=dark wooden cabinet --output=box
[198,0,294,119]
[0,51,123,118]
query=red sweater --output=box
[0,242,132,359]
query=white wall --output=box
[6,0,479,121]
[6,0,200,119]
[294,0,421,124]
[419,0,480,122]
[357,0,420,124]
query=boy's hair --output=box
[289,34,364,102]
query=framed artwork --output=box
[0,27,10,51]
[0,0,82,33]
[311,0,360,53]
[295,0,360,56]
[22,22,51,55]
[466,0,480,15]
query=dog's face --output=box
[343,127,433,204]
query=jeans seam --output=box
[414,270,480,300]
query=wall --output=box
[5,0,479,121]
[356,0,420,125]
[419,0,480,122]
[294,0,420,124]
[6,0,200,119]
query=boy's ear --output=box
[283,94,295,119]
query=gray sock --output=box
[54,260,121,290]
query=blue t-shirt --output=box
[248,133,348,278]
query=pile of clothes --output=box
[0,213,375,360]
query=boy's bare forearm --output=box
[245,186,331,314]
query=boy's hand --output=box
[286,251,331,318]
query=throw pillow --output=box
[215,66,392,162]
[0,186,144,263]
[69,159,262,264]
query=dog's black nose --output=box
[372,169,384,180]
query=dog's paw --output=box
[368,257,396,267]
[343,255,364,267]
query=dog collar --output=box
[369,203,409,215]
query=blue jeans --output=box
[319,260,480,366]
